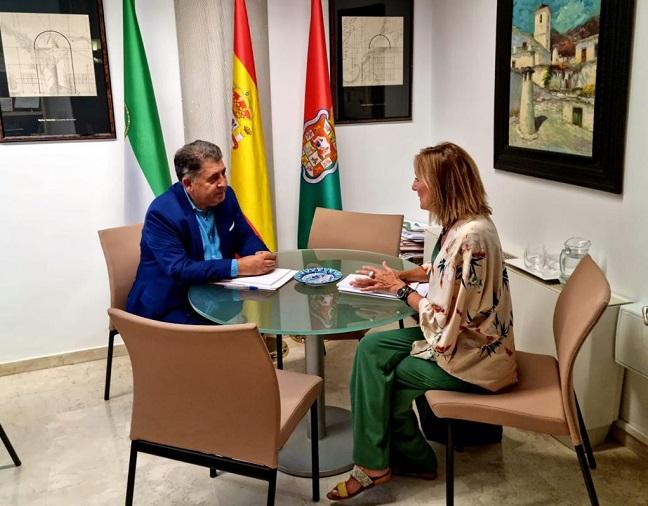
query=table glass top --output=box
[189,249,418,335]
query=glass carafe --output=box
[559,237,591,283]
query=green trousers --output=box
[350,326,482,472]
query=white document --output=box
[213,268,297,291]
[415,282,429,297]
[0,13,97,97]
[341,16,404,87]
[337,274,418,300]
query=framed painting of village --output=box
[329,0,413,124]
[0,0,115,142]
[493,0,635,193]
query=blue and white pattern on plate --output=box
[294,267,342,285]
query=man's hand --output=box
[237,251,277,276]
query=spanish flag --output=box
[230,0,277,251]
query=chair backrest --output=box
[307,207,404,257]
[552,255,610,445]
[98,224,143,312]
[108,308,282,468]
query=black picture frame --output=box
[0,0,115,142]
[493,0,635,194]
[329,0,413,124]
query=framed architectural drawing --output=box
[494,0,635,193]
[0,0,115,142]
[329,0,413,124]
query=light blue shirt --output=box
[184,188,238,277]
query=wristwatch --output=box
[396,285,415,301]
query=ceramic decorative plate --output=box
[294,267,342,285]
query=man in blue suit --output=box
[127,140,276,323]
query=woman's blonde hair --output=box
[415,142,491,228]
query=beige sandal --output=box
[326,465,392,501]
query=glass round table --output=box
[189,249,418,477]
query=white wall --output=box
[427,0,648,439]
[267,0,433,251]
[0,0,184,362]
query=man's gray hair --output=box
[173,140,223,181]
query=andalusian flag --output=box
[124,0,170,220]
[230,0,276,251]
[297,0,342,249]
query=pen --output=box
[225,285,258,291]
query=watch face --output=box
[397,286,412,300]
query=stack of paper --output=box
[213,268,297,291]
[337,274,419,300]
[400,218,426,265]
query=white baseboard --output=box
[0,344,128,377]
[611,420,648,459]
[615,419,648,446]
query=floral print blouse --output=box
[410,216,517,392]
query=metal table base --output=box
[278,406,352,478]
[279,335,354,477]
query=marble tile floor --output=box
[1,333,647,505]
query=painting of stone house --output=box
[508,0,600,156]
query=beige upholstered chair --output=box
[425,255,609,506]
[108,309,323,506]
[97,224,143,400]
[0,424,21,467]
[306,207,405,341]
[308,207,404,257]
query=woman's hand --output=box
[352,261,406,294]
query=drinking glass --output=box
[524,244,546,272]
[544,253,560,276]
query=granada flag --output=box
[297,0,342,249]
[230,0,277,250]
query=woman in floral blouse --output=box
[327,142,517,501]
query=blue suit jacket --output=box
[127,183,267,322]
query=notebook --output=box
[213,268,297,291]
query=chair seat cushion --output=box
[425,351,569,436]
[276,369,323,448]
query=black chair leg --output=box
[104,329,117,400]
[446,421,454,506]
[575,394,596,470]
[126,441,138,506]
[267,469,277,506]
[0,424,21,467]
[310,402,320,502]
[398,319,404,329]
[209,468,218,478]
[276,334,283,370]
[576,444,599,506]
